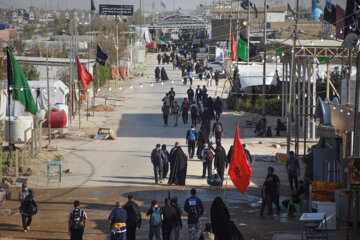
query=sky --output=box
[0,0,346,11]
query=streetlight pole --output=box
[247,0,250,65]
[261,0,267,115]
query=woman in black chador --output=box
[161,67,169,81]
[155,67,160,82]
[168,145,188,186]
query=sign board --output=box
[99,5,134,16]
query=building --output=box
[0,29,17,41]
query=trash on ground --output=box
[94,128,116,140]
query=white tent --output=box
[0,80,69,118]
[237,64,283,88]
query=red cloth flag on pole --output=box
[145,41,151,49]
[231,31,236,61]
[228,122,252,194]
[76,57,92,100]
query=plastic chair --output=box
[287,193,306,217]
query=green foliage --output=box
[53,154,64,161]
[94,61,112,88]
[23,24,35,39]
[21,63,40,80]
[264,98,282,115]
[227,95,282,116]
[303,137,326,186]
[226,95,237,109]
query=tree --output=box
[21,63,40,80]
[0,57,6,81]
[23,24,35,39]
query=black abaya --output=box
[161,67,169,81]
[168,147,188,185]
[155,67,160,80]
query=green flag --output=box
[7,48,37,115]
[236,39,248,61]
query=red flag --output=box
[151,41,157,49]
[231,31,236,61]
[76,57,92,90]
[145,41,151,49]
[228,122,252,194]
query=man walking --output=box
[161,198,177,240]
[151,144,165,184]
[147,200,163,240]
[108,201,127,240]
[157,53,161,65]
[19,183,35,233]
[201,143,215,178]
[260,175,276,216]
[190,101,198,127]
[171,101,180,127]
[169,88,176,107]
[214,143,227,187]
[286,151,300,194]
[68,200,87,240]
[214,70,220,86]
[123,195,141,240]
[186,125,197,159]
[181,98,189,124]
[195,85,202,104]
[267,167,281,214]
[184,189,204,240]
[187,86,194,104]
[188,70,194,85]
[162,102,170,127]
[212,118,223,144]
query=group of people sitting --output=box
[254,115,286,137]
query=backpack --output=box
[151,149,162,164]
[191,106,197,115]
[205,148,214,161]
[188,130,196,141]
[187,197,199,223]
[20,194,38,216]
[183,101,189,110]
[169,91,175,98]
[149,207,161,227]
[71,209,85,231]
[215,123,222,133]
[162,55,165,60]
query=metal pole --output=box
[261,0,267,115]
[116,20,119,88]
[6,47,12,162]
[353,54,360,156]
[69,19,73,124]
[46,49,51,145]
[229,0,232,59]
[287,0,299,153]
[326,60,330,99]
[247,0,250,65]
[347,51,352,104]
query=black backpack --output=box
[71,209,85,231]
[187,197,199,223]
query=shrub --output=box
[226,95,237,110]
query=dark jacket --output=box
[123,200,142,226]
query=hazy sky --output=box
[0,0,346,11]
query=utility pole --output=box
[46,49,51,145]
[247,0,250,64]
[261,0,267,115]
[287,0,299,154]
[116,18,119,88]
[229,0,232,58]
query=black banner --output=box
[99,4,134,16]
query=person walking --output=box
[188,70,194,85]
[186,125,197,159]
[157,54,161,65]
[181,98,189,124]
[184,189,204,240]
[214,70,220,86]
[214,143,227,187]
[212,118,223,144]
[108,201,127,240]
[162,93,171,108]
[182,69,188,85]
[214,97,223,119]
[190,101,198,127]
[195,85,202,104]
[267,167,281,214]
[173,57,177,70]
[201,143,215,178]
[202,86,208,100]
[187,86,195,104]
[243,144,252,164]
[168,142,188,186]
[170,197,182,240]
[162,53,166,64]
[162,144,170,179]
[206,71,212,87]
[171,101,180,127]
[147,200,163,240]
[19,183,36,233]
[68,200,87,240]
[162,102,170,127]
[151,144,165,184]
[155,67,161,82]
[168,88,176,107]
[123,195,142,240]
[286,151,300,194]
[260,175,277,216]
[161,198,177,240]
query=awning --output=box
[155,39,167,45]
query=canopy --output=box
[237,64,283,89]
[155,39,167,45]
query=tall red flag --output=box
[76,57,92,90]
[228,122,252,194]
[231,31,236,61]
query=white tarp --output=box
[134,27,152,45]
[237,64,283,88]
[0,80,69,117]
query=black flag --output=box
[287,3,295,15]
[91,0,96,11]
[96,45,108,66]
[345,0,360,37]
[323,3,336,25]
[251,3,258,18]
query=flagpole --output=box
[6,47,12,162]
[261,0,267,115]
[46,49,51,146]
